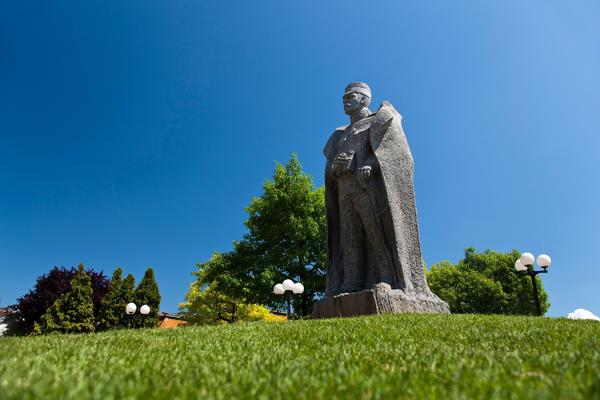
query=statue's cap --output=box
[344,82,371,99]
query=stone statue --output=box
[313,82,450,317]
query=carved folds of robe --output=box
[323,101,432,297]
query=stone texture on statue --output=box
[313,82,450,318]
[314,283,450,318]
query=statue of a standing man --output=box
[314,82,449,317]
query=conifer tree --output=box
[33,264,95,334]
[8,266,108,336]
[133,267,161,328]
[119,274,136,328]
[97,267,123,331]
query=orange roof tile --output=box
[157,317,188,329]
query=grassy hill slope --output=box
[1,314,598,399]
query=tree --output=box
[119,274,136,328]
[180,280,238,325]
[97,267,123,331]
[195,247,274,309]
[427,248,550,315]
[7,266,108,336]
[133,267,161,328]
[458,248,549,315]
[179,277,286,325]
[427,261,507,314]
[33,265,96,334]
[193,154,326,316]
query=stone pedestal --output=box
[313,283,450,318]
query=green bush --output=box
[33,265,95,334]
[427,248,550,315]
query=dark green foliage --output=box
[427,248,550,315]
[428,261,507,313]
[33,265,96,334]
[119,274,136,328]
[97,267,123,331]
[459,247,549,314]
[1,314,598,399]
[195,154,326,316]
[133,268,161,328]
[6,266,108,335]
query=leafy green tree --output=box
[427,261,507,314]
[133,267,161,328]
[179,275,285,325]
[33,265,95,334]
[458,248,549,315]
[97,267,123,331]
[196,247,273,309]
[427,248,550,315]
[195,154,326,316]
[180,280,239,325]
[119,274,136,328]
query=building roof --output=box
[158,312,184,321]
[0,307,15,318]
[156,317,187,329]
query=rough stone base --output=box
[313,283,450,318]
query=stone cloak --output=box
[322,101,440,300]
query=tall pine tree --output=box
[7,266,108,336]
[119,274,136,328]
[97,267,123,331]
[133,267,161,328]
[33,264,95,334]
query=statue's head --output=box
[343,82,371,115]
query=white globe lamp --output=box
[273,283,285,295]
[125,302,137,315]
[514,259,527,272]
[282,279,294,291]
[140,304,151,315]
[292,282,304,294]
[537,254,551,269]
[520,252,535,266]
[514,251,553,317]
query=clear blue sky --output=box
[1,1,599,317]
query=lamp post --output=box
[125,302,151,328]
[514,252,551,316]
[273,279,304,320]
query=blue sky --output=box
[1,1,599,317]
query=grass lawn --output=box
[0,314,598,399]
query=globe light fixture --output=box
[282,279,295,291]
[514,252,552,316]
[124,302,153,328]
[514,259,527,272]
[519,252,535,266]
[537,254,551,269]
[126,302,137,315]
[273,283,285,295]
[292,282,304,294]
[273,279,304,320]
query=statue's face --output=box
[343,92,364,114]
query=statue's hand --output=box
[332,157,347,170]
[357,166,372,186]
[332,153,354,175]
